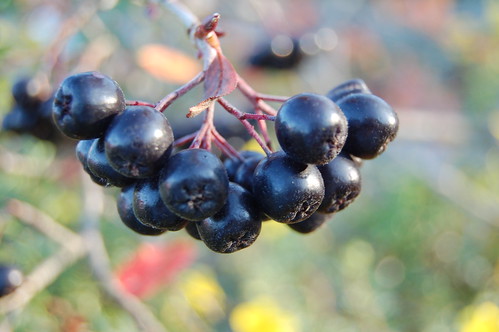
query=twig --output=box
[79,172,168,332]
[155,71,205,112]
[6,200,82,247]
[218,98,272,155]
[0,200,86,314]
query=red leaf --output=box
[187,53,237,117]
[115,240,197,299]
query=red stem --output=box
[155,71,205,112]
[126,100,156,108]
[173,131,198,147]
[218,98,272,156]
[211,129,242,161]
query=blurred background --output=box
[1,0,499,331]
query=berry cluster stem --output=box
[155,71,205,112]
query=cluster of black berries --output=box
[52,71,398,254]
[2,77,62,142]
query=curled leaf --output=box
[188,53,238,117]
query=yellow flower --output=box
[460,302,499,332]
[230,296,299,332]
[180,269,226,321]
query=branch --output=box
[79,173,168,332]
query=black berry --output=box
[197,182,262,253]
[318,154,361,213]
[87,138,135,187]
[336,93,399,159]
[288,212,332,234]
[326,78,371,103]
[252,151,325,223]
[0,265,23,297]
[275,93,348,165]
[105,105,174,178]
[117,184,167,236]
[52,71,125,139]
[133,177,188,231]
[158,149,229,221]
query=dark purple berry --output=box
[87,138,134,187]
[133,177,188,231]
[75,139,108,186]
[117,184,167,236]
[326,78,371,103]
[158,149,229,221]
[0,265,23,297]
[252,151,325,223]
[288,212,332,234]
[52,71,125,139]
[105,106,174,178]
[185,222,202,241]
[224,150,264,181]
[197,182,262,253]
[275,93,348,165]
[318,154,361,213]
[336,93,399,159]
[233,155,264,191]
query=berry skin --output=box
[185,222,202,241]
[224,150,263,181]
[0,265,23,297]
[117,184,167,236]
[52,71,125,139]
[158,149,229,221]
[196,182,262,253]
[275,93,348,165]
[318,154,361,213]
[87,138,135,187]
[326,78,371,103]
[75,139,108,186]
[233,154,264,191]
[105,106,174,178]
[252,151,325,223]
[133,177,188,231]
[336,93,399,159]
[288,212,332,234]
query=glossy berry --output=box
[318,154,361,213]
[224,150,263,181]
[233,154,264,191]
[105,106,174,178]
[52,71,125,139]
[326,78,371,103]
[87,138,134,187]
[75,139,108,186]
[159,149,229,221]
[275,93,348,165]
[336,93,399,159]
[197,182,262,253]
[288,212,332,234]
[133,177,188,231]
[252,151,325,223]
[117,184,167,236]
[0,265,23,297]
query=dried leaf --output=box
[137,44,202,84]
[204,53,237,98]
[187,53,237,117]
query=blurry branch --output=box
[79,174,168,332]
[0,175,168,332]
[0,200,86,314]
